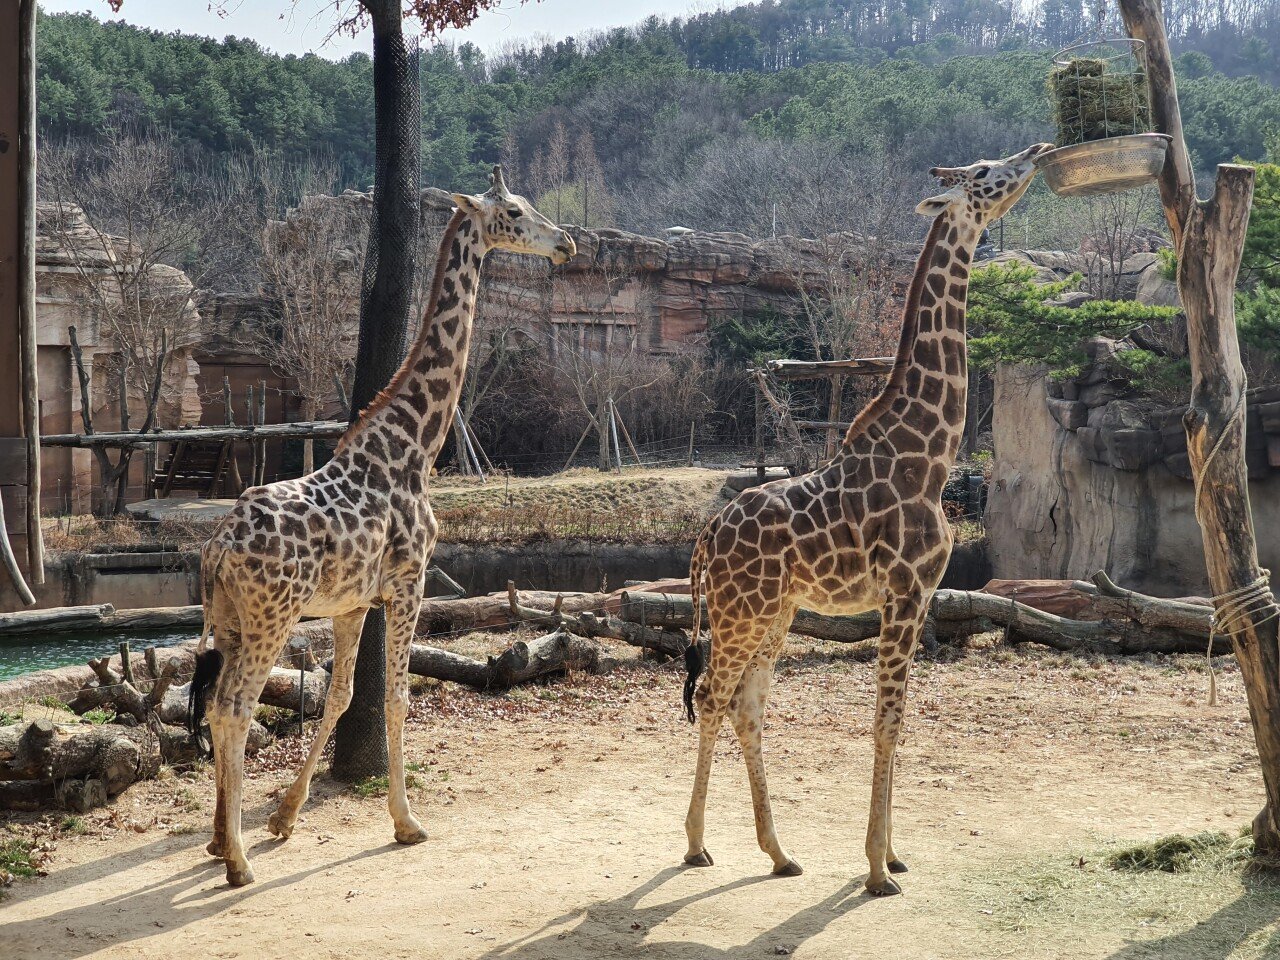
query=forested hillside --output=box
[36,0,1280,238]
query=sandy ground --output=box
[2,642,1276,960]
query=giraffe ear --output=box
[916,191,959,217]
[452,193,482,215]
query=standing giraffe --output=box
[681,143,1053,896]
[189,167,575,886]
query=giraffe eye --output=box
[507,207,522,218]
[973,168,989,180]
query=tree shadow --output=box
[476,864,874,960]
[1104,872,1280,960]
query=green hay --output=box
[1048,56,1151,145]
[1106,830,1241,873]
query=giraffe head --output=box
[916,143,1055,224]
[452,165,576,265]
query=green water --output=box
[0,630,194,682]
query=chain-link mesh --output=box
[330,28,422,784]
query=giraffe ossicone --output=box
[680,143,1054,896]
[189,165,575,888]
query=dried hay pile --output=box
[1048,57,1151,145]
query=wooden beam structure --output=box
[40,420,349,449]
[762,357,895,380]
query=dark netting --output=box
[331,28,421,783]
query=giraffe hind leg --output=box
[267,607,368,840]
[384,586,428,844]
[683,607,781,869]
[864,593,929,896]
[729,645,800,876]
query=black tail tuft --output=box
[683,642,705,724]
[188,649,224,754]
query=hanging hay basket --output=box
[1035,38,1169,197]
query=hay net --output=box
[1047,37,1152,146]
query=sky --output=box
[38,1,747,60]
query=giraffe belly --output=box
[792,577,882,616]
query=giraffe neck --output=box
[339,209,485,477]
[837,208,981,473]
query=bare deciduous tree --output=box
[258,188,363,472]
[41,129,214,515]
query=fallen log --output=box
[620,584,1224,656]
[0,604,115,636]
[618,591,880,644]
[406,629,601,690]
[415,590,608,636]
[508,583,687,657]
[0,719,159,794]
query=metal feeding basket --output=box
[1035,37,1169,197]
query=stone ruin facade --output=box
[34,203,203,513]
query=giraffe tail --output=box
[683,520,714,723]
[189,542,227,744]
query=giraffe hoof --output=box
[772,859,804,877]
[226,864,255,887]
[865,876,902,897]
[888,858,909,874]
[395,826,429,845]
[206,838,224,858]
[683,849,714,867]
[267,809,295,840]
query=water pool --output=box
[0,630,195,682]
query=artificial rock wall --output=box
[986,362,1280,596]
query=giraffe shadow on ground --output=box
[476,865,874,960]
[1,795,408,960]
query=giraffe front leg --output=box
[384,587,427,845]
[268,608,368,840]
[729,651,800,876]
[864,595,927,897]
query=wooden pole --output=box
[246,384,258,487]
[1120,0,1280,857]
[0,490,34,607]
[561,419,594,472]
[607,398,623,471]
[17,0,41,584]
[255,379,267,484]
[613,402,644,467]
[824,372,844,461]
[687,420,695,466]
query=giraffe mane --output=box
[842,212,948,444]
[337,208,470,453]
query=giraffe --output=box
[680,143,1054,896]
[188,166,575,887]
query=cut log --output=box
[415,590,608,636]
[0,604,115,636]
[618,591,880,645]
[406,629,602,691]
[509,583,687,657]
[620,584,1223,656]
[979,580,1099,620]
[0,719,159,799]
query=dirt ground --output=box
[2,639,1276,960]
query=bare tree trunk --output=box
[1120,0,1280,857]
[301,397,317,475]
[331,0,420,783]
